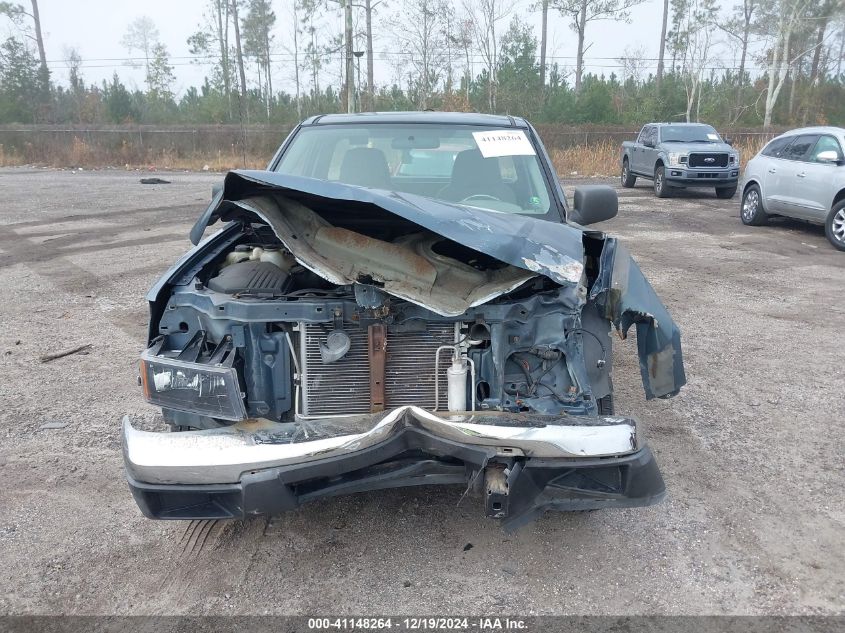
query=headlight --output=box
[140,346,246,421]
[729,152,739,164]
[668,152,688,167]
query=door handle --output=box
[768,168,776,173]
[797,172,806,178]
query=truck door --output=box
[633,126,651,175]
[643,126,659,176]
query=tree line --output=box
[1,0,843,130]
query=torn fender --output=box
[190,170,586,287]
[589,239,687,399]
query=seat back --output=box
[339,147,392,189]
[440,149,515,203]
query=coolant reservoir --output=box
[447,358,468,412]
[223,246,252,267]
[259,247,288,270]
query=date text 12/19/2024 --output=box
[307,618,528,631]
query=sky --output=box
[4,0,766,96]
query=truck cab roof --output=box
[300,111,529,128]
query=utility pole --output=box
[364,0,376,111]
[231,0,246,100]
[657,0,668,93]
[354,50,364,112]
[345,0,354,114]
[540,0,548,104]
[30,0,49,94]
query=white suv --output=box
[740,126,845,251]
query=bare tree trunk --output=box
[788,68,797,121]
[263,0,273,117]
[735,11,751,114]
[764,21,791,128]
[575,0,587,94]
[365,0,375,110]
[539,0,548,103]
[808,14,828,85]
[215,0,233,118]
[345,0,354,113]
[464,39,471,103]
[799,14,828,124]
[29,0,49,95]
[491,5,498,111]
[656,0,668,92]
[293,1,302,119]
[227,0,249,123]
[231,0,247,101]
[309,18,320,111]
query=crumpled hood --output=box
[191,170,586,287]
[188,170,685,400]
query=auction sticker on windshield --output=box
[472,130,536,158]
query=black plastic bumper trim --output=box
[126,427,665,530]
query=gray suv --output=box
[740,126,845,251]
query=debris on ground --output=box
[39,421,69,430]
[39,344,92,363]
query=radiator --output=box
[298,322,456,417]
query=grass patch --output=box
[1,132,772,176]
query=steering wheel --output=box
[459,194,502,203]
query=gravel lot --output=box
[0,167,842,616]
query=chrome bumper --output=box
[123,406,638,485]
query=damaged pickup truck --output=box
[123,112,686,530]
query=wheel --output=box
[824,201,845,251]
[654,165,671,198]
[621,159,636,187]
[740,183,768,226]
[716,185,737,199]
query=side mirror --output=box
[643,139,655,148]
[569,185,618,226]
[212,183,223,200]
[725,138,734,146]
[816,150,844,165]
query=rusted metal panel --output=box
[191,170,585,286]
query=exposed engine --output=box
[198,236,537,420]
[151,207,611,430]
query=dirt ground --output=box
[0,167,842,616]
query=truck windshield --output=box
[274,123,554,215]
[661,125,722,143]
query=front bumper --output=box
[665,167,738,187]
[123,406,665,530]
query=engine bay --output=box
[149,198,613,429]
